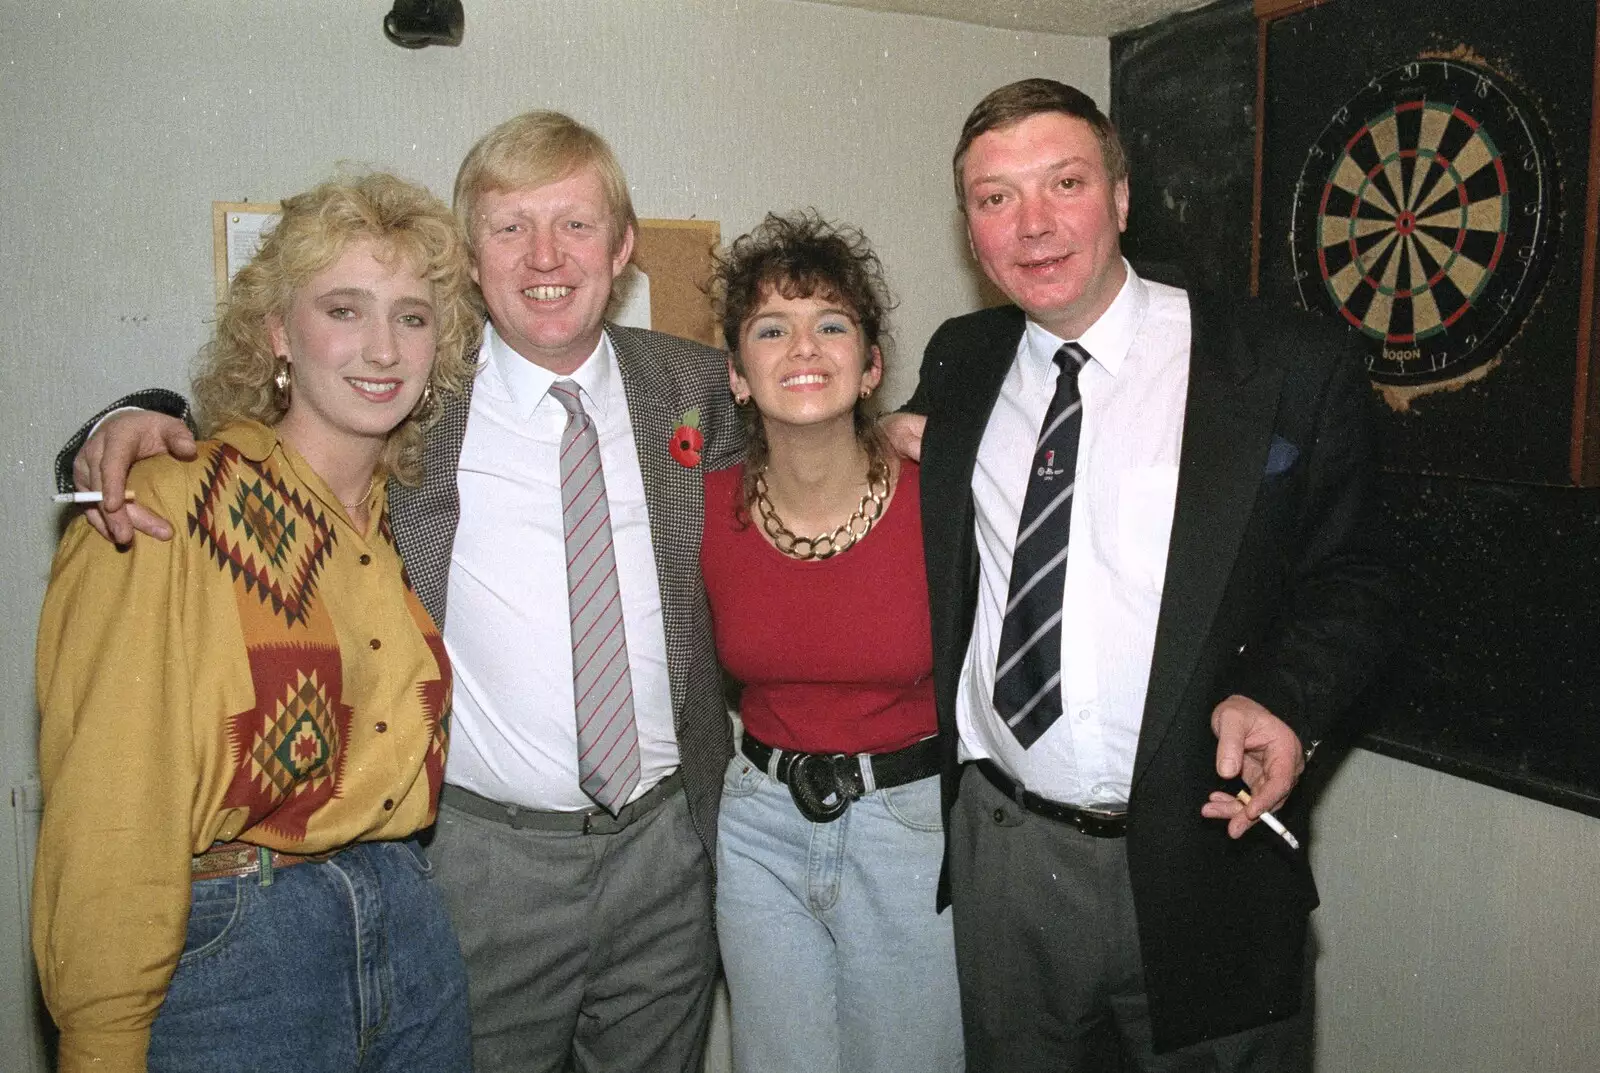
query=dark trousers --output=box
[428,783,718,1073]
[948,764,1309,1073]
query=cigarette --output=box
[1235,789,1301,851]
[52,491,137,504]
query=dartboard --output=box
[1288,58,1556,385]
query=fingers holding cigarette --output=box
[1234,788,1300,851]
[1202,787,1301,851]
[52,489,174,545]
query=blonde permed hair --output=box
[193,172,480,485]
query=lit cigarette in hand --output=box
[1235,789,1301,851]
[52,491,137,504]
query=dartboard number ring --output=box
[1289,58,1556,385]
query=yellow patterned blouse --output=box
[33,420,451,1073]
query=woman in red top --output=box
[701,212,962,1073]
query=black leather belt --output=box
[742,733,941,823]
[975,759,1128,838]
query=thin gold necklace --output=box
[338,473,379,514]
[755,455,889,560]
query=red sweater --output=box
[701,461,936,755]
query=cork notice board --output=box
[214,202,722,348]
[629,218,722,347]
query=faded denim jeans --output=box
[716,753,963,1073]
[147,839,470,1073]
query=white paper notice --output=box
[608,263,653,330]
[225,210,279,282]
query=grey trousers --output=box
[948,764,1309,1073]
[427,784,719,1073]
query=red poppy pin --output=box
[669,409,703,468]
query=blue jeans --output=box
[147,839,471,1073]
[716,753,963,1073]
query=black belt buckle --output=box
[787,752,856,823]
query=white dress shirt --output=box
[956,264,1192,806]
[443,323,678,810]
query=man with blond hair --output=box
[63,111,740,1073]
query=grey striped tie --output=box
[992,343,1089,747]
[551,379,640,814]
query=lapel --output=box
[1132,290,1284,787]
[389,367,477,630]
[930,318,1023,504]
[609,324,698,719]
[923,308,1025,625]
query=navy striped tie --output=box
[992,343,1089,748]
[551,379,641,814]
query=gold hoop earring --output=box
[273,356,292,407]
[735,392,751,406]
[411,380,435,418]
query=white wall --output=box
[0,0,1105,1064]
[1310,750,1600,1073]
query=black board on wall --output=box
[1112,0,1600,819]
[1112,0,1258,301]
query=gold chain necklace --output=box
[339,473,379,514]
[755,456,889,561]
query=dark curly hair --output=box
[712,210,896,516]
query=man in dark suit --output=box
[894,78,1390,1072]
[62,112,739,1073]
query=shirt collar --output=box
[215,417,277,462]
[479,321,618,420]
[1023,259,1148,378]
[213,419,385,530]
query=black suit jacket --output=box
[908,285,1391,1050]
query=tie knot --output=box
[1054,342,1090,376]
[549,379,585,417]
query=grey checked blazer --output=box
[389,324,742,862]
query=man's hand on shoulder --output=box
[880,413,926,462]
[74,411,196,544]
[1201,694,1305,839]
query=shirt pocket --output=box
[1115,465,1180,594]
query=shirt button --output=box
[359,554,372,566]
[369,638,381,650]
[374,722,388,734]
[383,799,394,811]
[1078,709,1091,721]
[992,808,1007,823]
